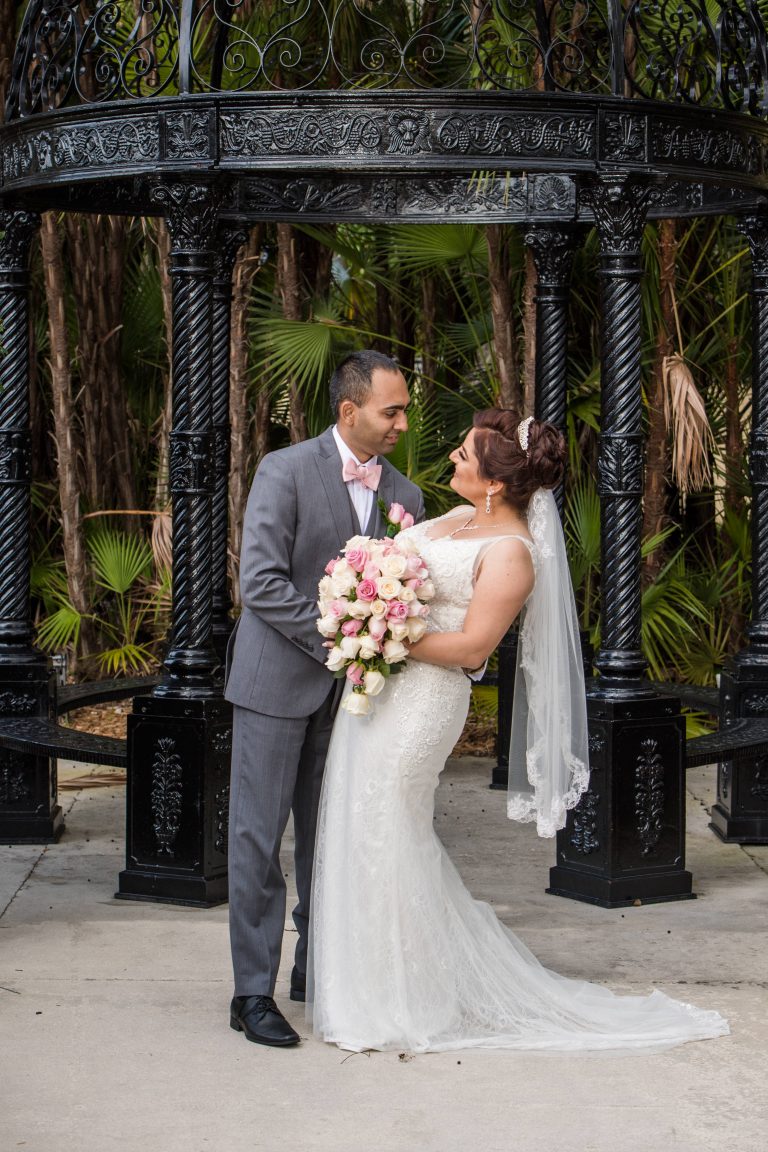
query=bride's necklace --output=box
[447,514,525,539]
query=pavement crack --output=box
[0,848,47,920]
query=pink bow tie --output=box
[342,458,382,491]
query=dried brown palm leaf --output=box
[662,353,714,498]
[151,507,173,574]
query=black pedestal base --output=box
[548,683,693,908]
[0,661,59,843]
[117,692,232,907]
[712,661,768,844]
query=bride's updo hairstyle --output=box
[472,409,565,508]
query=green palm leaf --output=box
[88,529,152,595]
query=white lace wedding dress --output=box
[308,516,729,1053]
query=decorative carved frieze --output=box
[570,789,600,854]
[597,436,644,497]
[0,212,39,267]
[0,691,36,715]
[650,121,761,176]
[0,756,33,806]
[635,738,665,856]
[602,112,646,163]
[1,118,159,183]
[0,431,32,484]
[169,432,215,495]
[162,111,215,160]
[151,737,183,857]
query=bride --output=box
[308,409,728,1053]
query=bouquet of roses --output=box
[317,505,435,715]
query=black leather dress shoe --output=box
[289,966,306,1003]
[230,995,300,1047]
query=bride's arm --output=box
[408,540,534,670]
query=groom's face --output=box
[341,368,410,461]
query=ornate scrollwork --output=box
[8,0,768,121]
[597,435,644,498]
[524,226,576,285]
[582,176,651,255]
[635,737,665,856]
[0,756,33,806]
[0,432,32,485]
[151,183,223,252]
[151,736,183,856]
[751,756,768,801]
[0,691,36,716]
[570,789,600,854]
[0,213,40,269]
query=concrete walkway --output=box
[1,758,766,1152]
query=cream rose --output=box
[325,646,346,672]
[379,552,408,578]
[317,614,340,638]
[417,579,436,601]
[343,691,371,716]
[346,598,373,619]
[339,635,362,659]
[387,622,409,643]
[369,599,388,618]
[364,669,386,696]
[407,617,428,642]
[382,638,409,664]
[399,586,416,603]
[358,634,381,660]
[376,576,403,601]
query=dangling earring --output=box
[485,491,492,515]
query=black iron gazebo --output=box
[2,0,768,906]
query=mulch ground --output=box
[62,700,497,757]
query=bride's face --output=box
[449,430,488,503]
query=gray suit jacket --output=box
[224,426,425,718]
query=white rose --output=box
[396,536,419,555]
[339,635,362,659]
[325,646,346,672]
[399,586,416,603]
[407,617,428,642]
[358,634,381,660]
[342,691,371,716]
[364,670,386,696]
[387,622,409,643]
[331,566,358,596]
[318,576,333,598]
[417,579,436,601]
[382,638,409,665]
[369,599,388,618]
[347,598,373,619]
[344,535,371,552]
[376,576,402,601]
[379,553,408,578]
[317,614,340,638]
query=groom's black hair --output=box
[330,350,401,418]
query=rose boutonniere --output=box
[378,499,415,538]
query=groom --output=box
[225,350,424,1047]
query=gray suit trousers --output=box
[228,686,337,996]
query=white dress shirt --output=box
[333,425,377,531]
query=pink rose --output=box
[329,599,348,619]
[363,562,381,582]
[387,502,405,524]
[356,579,378,602]
[325,557,340,575]
[368,617,388,641]
[404,555,423,578]
[346,547,369,573]
[400,512,415,530]
[341,619,363,637]
[345,662,365,686]
[404,577,423,591]
[408,600,426,617]
[386,600,409,621]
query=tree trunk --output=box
[40,213,93,663]
[0,0,14,119]
[487,224,520,411]
[522,245,537,416]
[229,227,263,609]
[152,218,174,512]
[276,222,308,443]
[65,213,136,512]
[643,218,677,585]
[724,338,743,516]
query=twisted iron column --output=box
[547,177,691,906]
[711,213,768,842]
[119,184,232,903]
[0,212,40,665]
[525,225,576,434]
[587,177,651,687]
[152,183,223,697]
[0,211,62,844]
[211,223,248,665]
